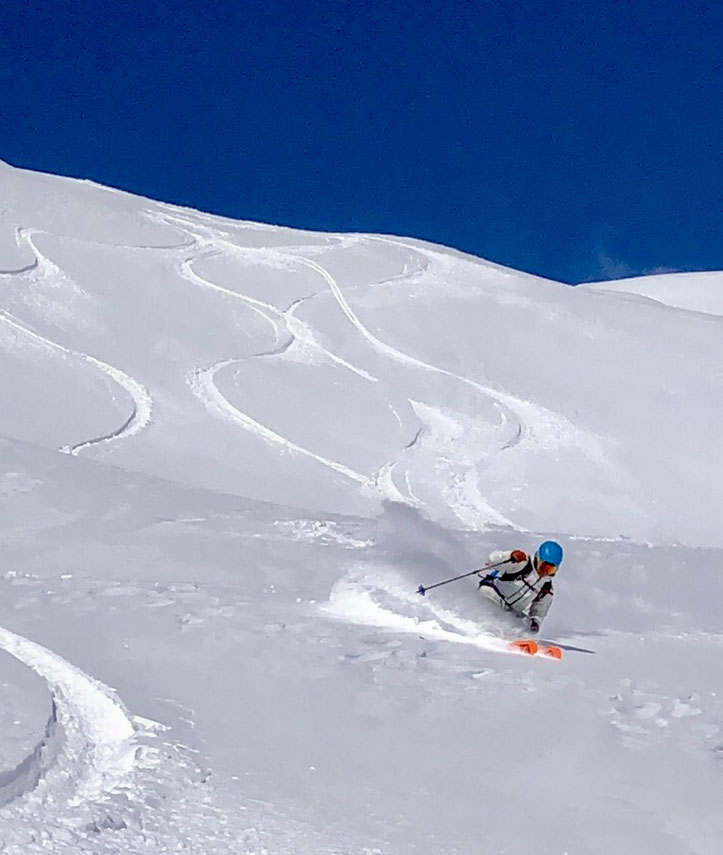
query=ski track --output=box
[152,212,524,518]
[361,233,431,287]
[155,212,421,500]
[179,250,285,345]
[0,624,136,821]
[0,621,269,854]
[3,210,533,522]
[0,308,152,457]
[0,229,153,456]
[295,236,601,463]
[144,211,594,522]
[157,210,379,383]
[374,462,418,506]
[307,249,542,453]
[188,360,373,488]
[283,251,531,525]
[372,420,425,508]
[286,244,607,527]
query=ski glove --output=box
[510,550,527,563]
[529,618,540,634]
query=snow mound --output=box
[584,270,723,317]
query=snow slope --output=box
[585,270,723,317]
[0,160,722,854]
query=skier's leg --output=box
[478,584,506,610]
[528,586,552,632]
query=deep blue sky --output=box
[2,1,721,282]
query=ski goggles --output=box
[536,560,558,576]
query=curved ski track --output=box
[189,359,373,488]
[155,212,419,501]
[2,209,576,522]
[0,623,135,826]
[0,621,261,853]
[0,229,153,456]
[308,243,563,454]
[296,238,609,525]
[150,211,546,517]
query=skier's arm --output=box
[487,549,513,565]
[487,549,526,567]
[491,549,528,581]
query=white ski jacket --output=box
[485,549,553,622]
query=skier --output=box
[477,540,563,634]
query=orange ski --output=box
[509,639,539,655]
[508,639,563,660]
[540,645,563,659]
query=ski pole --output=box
[417,558,511,596]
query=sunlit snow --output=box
[1,159,722,854]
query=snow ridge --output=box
[0,700,60,808]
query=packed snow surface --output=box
[0,159,722,853]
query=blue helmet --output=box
[536,540,563,568]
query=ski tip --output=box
[508,640,563,660]
[509,639,538,656]
[540,645,563,660]
[417,585,426,596]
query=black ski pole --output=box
[417,558,511,596]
